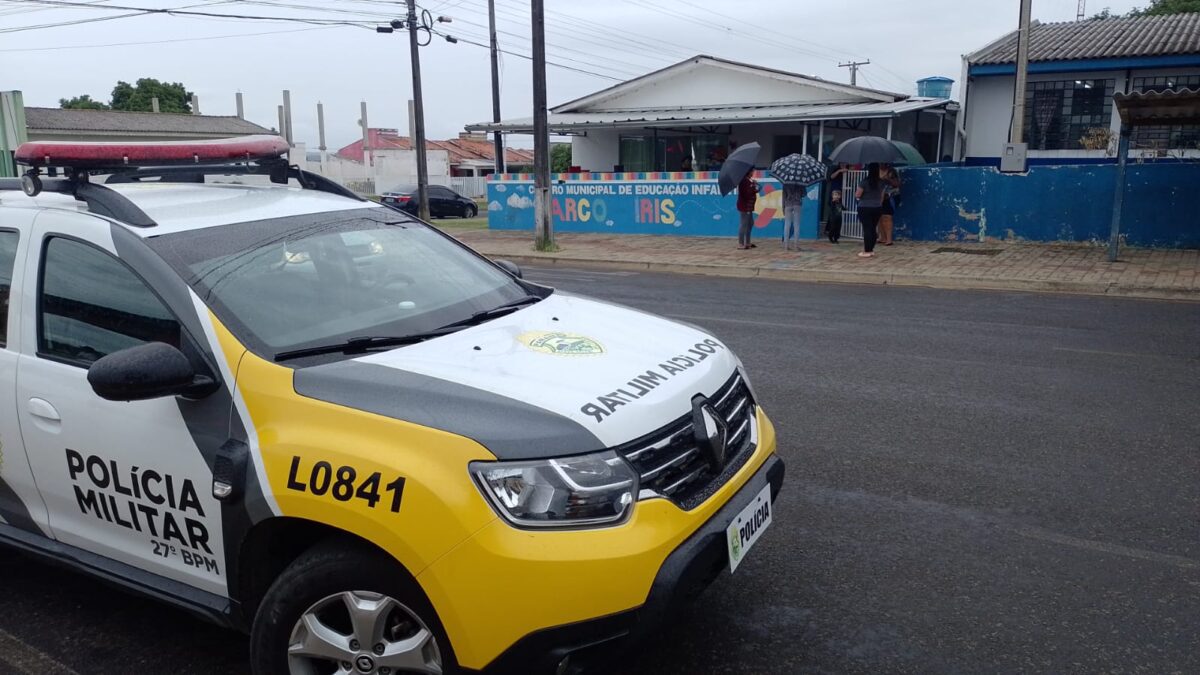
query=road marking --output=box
[0,627,78,674]
[1008,524,1200,570]
[800,483,1199,571]
[1053,347,1181,360]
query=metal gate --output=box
[839,169,866,240]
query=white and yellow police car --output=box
[0,137,784,674]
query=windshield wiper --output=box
[441,294,544,329]
[273,295,544,362]
[274,326,464,362]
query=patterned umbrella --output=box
[769,153,827,185]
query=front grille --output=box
[617,372,756,511]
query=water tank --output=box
[917,76,954,99]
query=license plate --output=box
[726,484,773,573]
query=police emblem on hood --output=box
[518,331,604,356]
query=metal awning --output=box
[467,98,958,133]
[1113,88,1200,126]
[1106,88,1200,263]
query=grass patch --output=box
[434,216,489,231]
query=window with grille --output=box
[1023,79,1115,150]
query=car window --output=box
[39,237,181,366]
[431,187,453,199]
[0,231,18,346]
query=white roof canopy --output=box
[467,99,957,134]
[467,55,956,134]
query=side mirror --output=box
[495,259,523,279]
[87,342,217,402]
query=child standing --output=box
[826,190,844,243]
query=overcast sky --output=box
[0,0,1146,150]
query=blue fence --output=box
[894,163,1200,248]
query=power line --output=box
[444,14,653,76]
[239,0,649,77]
[0,23,336,51]
[435,29,621,81]
[5,0,379,28]
[0,0,244,33]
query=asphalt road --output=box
[1,269,1198,674]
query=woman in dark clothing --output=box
[854,163,885,258]
[878,164,900,245]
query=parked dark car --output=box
[381,184,479,219]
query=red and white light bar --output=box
[15,134,290,169]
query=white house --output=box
[960,13,1200,161]
[470,55,959,171]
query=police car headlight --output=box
[470,451,638,529]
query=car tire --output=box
[463,204,477,218]
[249,538,458,675]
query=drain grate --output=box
[932,247,1003,256]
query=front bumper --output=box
[477,453,786,674]
[419,407,780,671]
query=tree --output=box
[1129,0,1200,15]
[551,143,572,173]
[59,95,109,110]
[110,79,193,113]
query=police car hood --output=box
[292,292,739,459]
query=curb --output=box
[480,251,1199,301]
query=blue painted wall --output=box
[893,163,1200,248]
[487,174,821,240]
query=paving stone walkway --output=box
[450,229,1200,300]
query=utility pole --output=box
[407,0,431,222]
[488,0,505,174]
[282,89,294,147]
[839,59,870,86]
[317,102,328,175]
[235,92,244,120]
[1011,0,1033,145]
[531,0,553,250]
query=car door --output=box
[15,210,228,596]
[0,212,50,538]
[429,186,452,217]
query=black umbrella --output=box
[828,136,906,165]
[718,142,761,196]
[770,153,827,185]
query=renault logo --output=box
[692,396,728,470]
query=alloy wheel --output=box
[287,591,442,675]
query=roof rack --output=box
[0,136,366,228]
[0,175,158,227]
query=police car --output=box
[0,136,784,674]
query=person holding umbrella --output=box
[828,137,906,258]
[855,163,885,258]
[717,142,763,250]
[737,172,759,249]
[769,153,827,251]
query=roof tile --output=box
[971,14,1200,65]
[25,107,273,135]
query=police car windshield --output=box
[148,208,533,360]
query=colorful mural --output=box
[486,171,821,239]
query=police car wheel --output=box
[250,539,456,675]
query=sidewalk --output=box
[449,229,1200,300]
